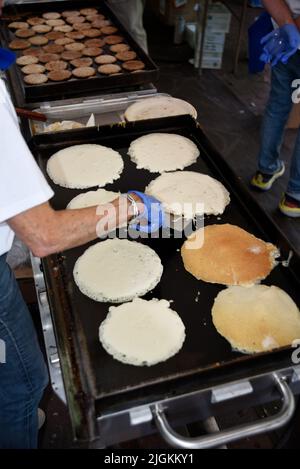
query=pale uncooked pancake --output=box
[47,144,124,189]
[99,298,185,366]
[74,239,163,303]
[181,224,279,286]
[67,188,119,209]
[146,171,230,217]
[212,285,300,354]
[125,96,197,121]
[128,133,199,173]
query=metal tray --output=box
[30,115,300,440]
[1,0,159,106]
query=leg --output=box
[0,255,48,448]
[257,61,295,174]
[286,127,300,201]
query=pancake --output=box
[95,54,116,65]
[110,43,130,53]
[72,66,96,78]
[21,64,45,74]
[146,171,230,217]
[74,239,163,303]
[45,60,68,71]
[116,50,137,61]
[125,96,197,121]
[67,188,119,209]
[181,224,279,286]
[128,133,199,173]
[47,143,124,189]
[98,64,121,74]
[8,21,29,30]
[16,55,39,66]
[212,285,300,353]
[48,70,71,81]
[15,29,35,38]
[9,39,30,50]
[99,298,185,366]
[70,57,93,68]
[122,60,145,71]
[32,24,52,33]
[29,35,49,46]
[24,73,48,84]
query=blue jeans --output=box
[258,51,300,201]
[0,254,48,448]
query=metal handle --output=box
[152,373,295,449]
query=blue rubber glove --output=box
[0,48,16,71]
[260,24,300,67]
[128,191,165,233]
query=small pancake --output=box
[122,60,145,71]
[27,17,45,26]
[43,44,64,54]
[212,285,300,354]
[48,69,72,81]
[54,24,73,32]
[66,15,85,24]
[64,42,85,51]
[87,14,105,22]
[42,12,61,20]
[181,224,279,286]
[73,22,90,31]
[15,28,35,38]
[21,63,45,74]
[83,28,101,38]
[62,10,80,18]
[82,47,102,57]
[16,55,39,66]
[80,8,98,16]
[70,57,92,67]
[9,39,30,50]
[55,37,75,46]
[24,73,48,84]
[98,64,121,74]
[32,24,52,33]
[8,21,29,30]
[104,35,124,45]
[29,35,49,46]
[61,50,82,61]
[66,31,85,40]
[45,31,64,40]
[72,66,95,78]
[67,188,119,209]
[45,60,68,71]
[45,19,65,27]
[110,43,130,53]
[101,26,118,35]
[116,50,137,61]
[95,54,116,65]
[38,53,60,63]
[22,47,43,57]
[91,19,110,29]
[84,38,104,48]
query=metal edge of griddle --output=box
[29,115,300,437]
[1,0,159,107]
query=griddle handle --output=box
[152,373,295,449]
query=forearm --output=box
[262,0,295,27]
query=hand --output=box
[260,24,300,66]
[127,191,165,233]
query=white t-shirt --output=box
[0,80,53,256]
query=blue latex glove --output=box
[0,48,16,70]
[128,191,165,233]
[260,24,300,66]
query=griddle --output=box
[1,0,159,106]
[30,115,300,440]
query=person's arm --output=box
[8,195,141,258]
[262,0,295,27]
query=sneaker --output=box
[279,193,300,217]
[251,162,285,191]
[38,408,46,430]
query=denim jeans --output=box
[258,51,300,201]
[0,253,48,448]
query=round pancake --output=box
[29,35,49,46]
[104,35,124,45]
[122,60,145,71]
[15,28,35,38]
[72,66,95,78]
[67,188,119,209]
[38,53,60,63]
[24,73,48,84]
[45,31,64,40]
[44,121,84,132]
[66,15,85,24]
[42,12,61,20]
[64,42,85,51]
[55,37,75,45]
[110,43,130,53]
[48,69,71,81]
[62,10,81,18]
[128,133,200,173]
[27,17,45,26]
[54,25,73,32]
[95,54,116,65]
[98,64,121,74]
[61,50,82,60]
[22,47,43,57]
[43,44,64,54]
[80,8,98,16]
[46,19,65,27]
[70,57,92,67]
[45,60,68,71]
[99,298,185,366]
[32,24,52,33]
[116,50,137,61]
[47,143,124,189]
[181,224,279,286]
[21,63,45,74]
[9,39,30,50]
[66,31,85,40]
[73,22,90,31]
[87,14,105,22]
[91,19,110,29]
[83,28,101,38]
[73,239,163,303]
[125,96,197,121]
[82,46,102,57]
[85,38,105,47]
[8,21,29,29]
[101,26,118,35]
[212,285,300,353]
[146,171,230,217]
[16,55,38,66]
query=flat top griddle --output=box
[1,0,158,106]
[30,116,300,420]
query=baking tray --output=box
[1,0,159,106]
[30,116,300,438]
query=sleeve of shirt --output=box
[0,98,54,224]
